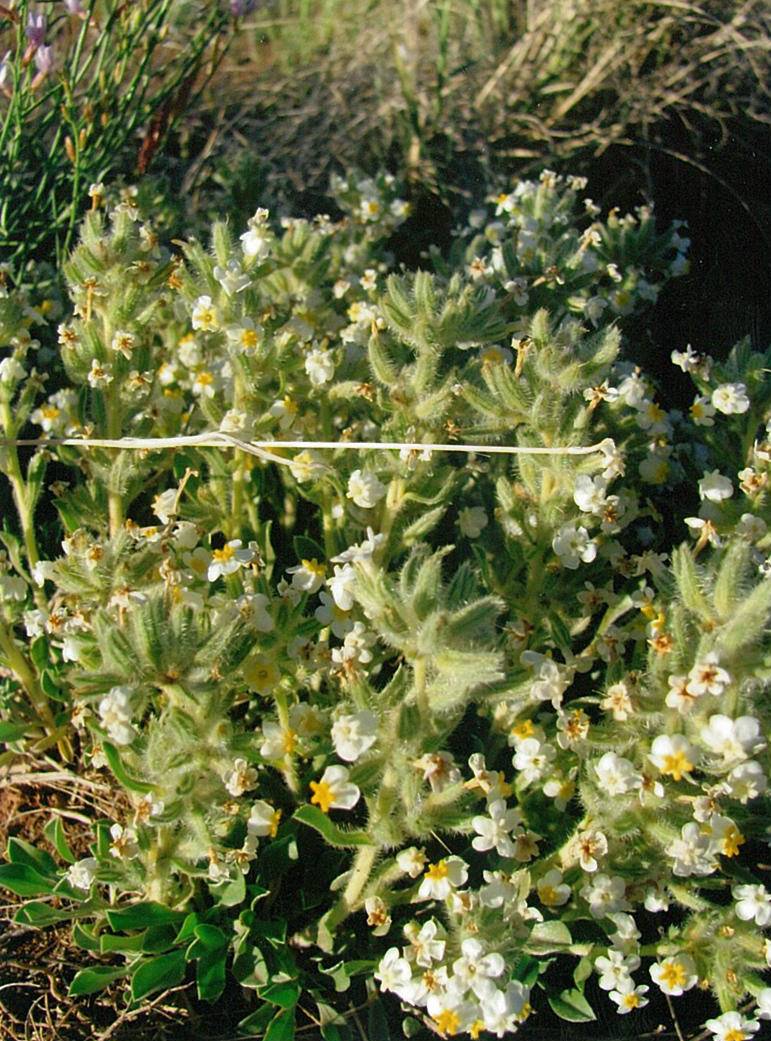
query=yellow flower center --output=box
[720,826,745,858]
[283,729,296,755]
[539,885,558,906]
[661,750,693,781]
[301,558,326,578]
[310,779,334,814]
[434,1010,460,1036]
[512,719,535,740]
[724,1031,746,1041]
[622,993,641,1009]
[469,1020,485,1039]
[41,405,60,420]
[213,544,235,562]
[659,962,686,989]
[240,328,259,349]
[425,860,448,882]
[269,809,282,838]
[196,370,214,386]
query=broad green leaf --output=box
[6,836,58,876]
[100,932,147,955]
[193,923,227,950]
[259,980,300,1009]
[43,817,76,864]
[0,721,31,742]
[548,988,597,1023]
[0,862,55,896]
[130,949,187,1001]
[292,805,371,848]
[73,923,101,951]
[264,1007,296,1041]
[209,870,246,907]
[106,901,186,931]
[69,965,128,997]
[237,1004,275,1035]
[196,947,227,1003]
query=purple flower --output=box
[34,45,54,77]
[25,12,47,48]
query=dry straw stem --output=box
[1,432,617,466]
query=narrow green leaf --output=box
[43,817,76,864]
[6,836,58,876]
[0,721,31,742]
[292,805,371,848]
[14,900,75,926]
[101,742,154,793]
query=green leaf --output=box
[260,980,300,1009]
[196,947,227,1002]
[106,902,187,931]
[264,1007,296,1041]
[367,997,391,1041]
[0,721,31,742]
[0,862,55,896]
[6,836,58,876]
[292,805,371,848]
[73,923,101,951]
[101,742,154,793]
[43,817,76,864]
[69,965,128,997]
[238,1004,275,1036]
[14,900,76,926]
[209,870,246,907]
[193,923,228,950]
[526,919,573,953]
[130,949,187,1002]
[548,988,597,1023]
[293,535,325,563]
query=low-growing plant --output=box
[0,169,770,1039]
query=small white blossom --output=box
[552,523,597,569]
[712,382,750,415]
[417,856,468,901]
[304,346,335,386]
[698,470,733,503]
[472,799,523,857]
[733,883,771,927]
[649,954,697,995]
[458,506,488,538]
[224,757,258,797]
[309,764,360,813]
[66,857,99,891]
[347,469,386,509]
[704,1011,759,1041]
[207,539,254,581]
[98,686,136,746]
[331,709,378,762]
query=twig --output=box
[93,983,192,1041]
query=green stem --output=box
[413,656,430,729]
[0,620,72,760]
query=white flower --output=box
[304,346,335,386]
[66,857,99,891]
[396,847,427,879]
[191,295,220,332]
[289,449,326,483]
[573,474,609,513]
[226,318,262,352]
[240,213,272,259]
[403,918,446,967]
[375,947,413,995]
[328,563,357,611]
[481,981,530,1037]
[665,674,699,714]
[704,1011,759,1041]
[224,757,258,797]
[98,686,136,746]
[671,344,700,372]
[594,949,640,992]
[417,856,468,901]
[458,506,488,538]
[572,828,608,872]
[537,868,571,907]
[0,356,27,383]
[109,823,139,860]
[698,470,733,502]
[364,895,392,936]
[512,737,556,786]
[472,799,523,857]
[152,488,178,524]
[688,652,731,696]
[724,760,767,803]
[347,469,386,509]
[236,592,274,632]
[207,539,254,581]
[609,982,649,1014]
[332,621,375,666]
[581,874,630,918]
[247,800,282,840]
[689,395,715,426]
[666,822,717,877]
[701,715,765,764]
[733,884,771,927]
[87,359,113,388]
[648,734,696,781]
[309,765,360,813]
[757,988,771,1020]
[331,710,378,762]
[286,558,326,593]
[736,513,767,541]
[552,523,597,569]
[594,752,641,796]
[315,591,353,638]
[331,527,385,564]
[712,382,750,415]
[260,720,296,760]
[213,260,251,295]
[649,954,697,995]
[453,938,505,998]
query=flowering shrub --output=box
[0,169,770,1039]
